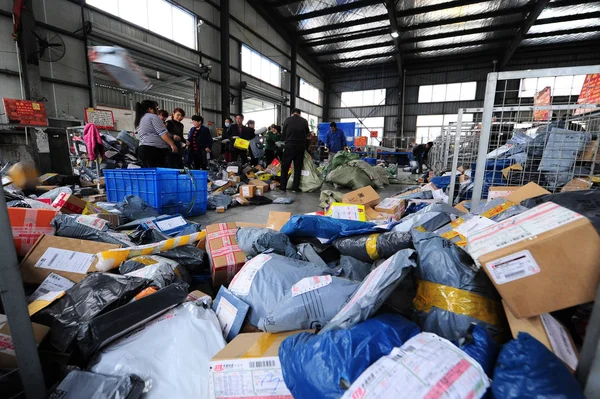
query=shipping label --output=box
[485,250,540,284]
[453,216,497,239]
[540,313,579,370]
[28,272,74,303]
[0,333,15,356]
[34,247,95,274]
[291,275,332,297]
[76,215,108,231]
[229,254,272,296]
[215,296,238,338]
[154,216,187,232]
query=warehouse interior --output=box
[1,0,600,398]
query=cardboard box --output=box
[468,202,600,318]
[265,211,292,231]
[236,222,267,228]
[209,331,306,399]
[19,235,121,284]
[206,223,247,288]
[375,197,405,219]
[232,195,250,206]
[454,200,470,214]
[240,185,255,198]
[38,172,59,185]
[213,181,232,195]
[86,194,108,203]
[365,206,386,221]
[8,207,58,256]
[457,166,465,174]
[503,302,578,371]
[234,137,250,150]
[91,213,122,228]
[249,179,269,192]
[501,163,523,180]
[561,178,592,192]
[503,182,550,204]
[51,192,87,214]
[326,203,366,222]
[582,140,600,162]
[185,290,211,302]
[342,186,380,208]
[0,319,49,369]
[216,207,225,213]
[488,186,522,201]
[255,186,265,196]
[36,185,59,192]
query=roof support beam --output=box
[320,54,393,66]
[404,36,512,54]
[314,41,395,57]
[285,0,383,21]
[500,0,551,68]
[386,0,403,76]
[305,27,390,47]
[268,0,302,7]
[299,14,388,36]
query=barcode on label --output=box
[494,233,529,248]
[360,373,376,388]
[504,270,525,279]
[47,254,58,265]
[249,360,276,368]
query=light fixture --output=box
[391,31,399,38]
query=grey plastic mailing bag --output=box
[236,227,299,259]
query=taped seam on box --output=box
[241,333,277,358]
[365,234,380,260]
[413,279,501,326]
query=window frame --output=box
[299,78,320,105]
[340,89,387,108]
[417,82,477,103]
[240,44,282,88]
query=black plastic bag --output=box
[247,195,273,205]
[333,231,412,263]
[51,214,131,246]
[49,370,145,399]
[116,195,160,220]
[33,273,148,352]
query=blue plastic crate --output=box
[104,168,207,216]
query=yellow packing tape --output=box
[365,234,380,260]
[242,333,277,358]
[413,279,501,326]
[28,291,66,315]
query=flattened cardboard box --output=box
[0,321,49,369]
[206,223,247,288]
[8,207,58,256]
[468,202,600,318]
[51,192,87,214]
[342,186,380,208]
[209,330,309,399]
[19,235,121,284]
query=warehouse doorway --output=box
[242,97,279,130]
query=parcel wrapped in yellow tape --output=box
[413,279,502,326]
[95,231,206,272]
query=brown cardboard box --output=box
[249,179,269,192]
[503,182,550,204]
[51,192,87,214]
[213,182,232,195]
[501,163,523,180]
[0,320,49,369]
[91,213,121,228]
[365,206,386,221]
[206,223,247,287]
[561,178,592,192]
[454,200,470,214]
[236,222,267,228]
[255,186,265,196]
[582,140,600,162]
[375,197,405,219]
[488,186,522,201]
[265,211,292,231]
[468,202,600,318]
[185,290,211,302]
[232,195,250,205]
[209,331,308,399]
[342,186,380,208]
[36,185,59,192]
[216,206,225,213]
[86,194,108,203]
[19,235,121,284]
[503,301,578,371]
[240,185,255,198]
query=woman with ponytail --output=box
[134,100,178,167]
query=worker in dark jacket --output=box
[188,115,213,170]
[165,108,185,169]
[225,113,254,163]
[326,122,346,163]
[412,141,433,174]
[280,109,309,192]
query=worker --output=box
[165,107,185,169]
[188,115,213,170]
[135,100,177,168]
[412,141,433,174]
[264,124,284,165]
[225,114,254,163]
[326,122,345,163]
[158,109,169,124]
[281,109,309,192]
[221,117,234,162]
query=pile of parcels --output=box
[2,178,599,398]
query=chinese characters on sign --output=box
[2,98,47,126]
[84,108,115,130]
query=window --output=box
[415,114,474,144]
[340,89,386,107]
[518,75,586,97]
[418,82,477,102]
[301,112,319,132]
[241,45,282,88]
[299,79,320,105]
[341,117,385,144]
[87,0,196,49]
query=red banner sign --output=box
[533,86,551,121]
[2,98,47,126]
[370,130,378,138]
[575,74,600,115]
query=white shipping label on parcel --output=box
[76,215,108,231]
[34,247,95,274]
[301,170,310,177]
[209,357,292,398]
[291,275,332,297]
[341,332,489,399]
[228,254,272,296]
[540,313,579,370]
[454,215,497,238]
[467,202,583,260]
[28,272,75,303]
[215,296,238,338]
[155,216,187,231]
[485,250,540,284]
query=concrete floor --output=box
[189,180,415,226]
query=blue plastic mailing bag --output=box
[492,332,585,399]
[279,314,420,399]
[459,324,498,378]
[281,215,387,242]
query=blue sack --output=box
[279,314,420,399]
[459,324,498,378]
[280,215,383,242]
[492,332,585,399]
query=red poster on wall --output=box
[370,130,378,138]
[533,86,551,121]
[575,74,600,115]
[2,98,47,126]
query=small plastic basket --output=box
[234,138,250,150]
[104,168,207,216]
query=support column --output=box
[289,40,297,112]
[80,0,96,108]
[220,0,231,122]
[322,80,329,121]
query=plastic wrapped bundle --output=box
[286,151,324,192]
[236,227,299,259]
[320,249,417,333]
[49,370,145,399]
[281,215,381,242]
[52,214,132,246]
[411,230,503,341]
[337,256,372,281]
[124,260,177,288]
[279,314,420,399]
[492,333,585,399]
[116,195,160,220]
[89,300,226,399]
[332,231,412,263]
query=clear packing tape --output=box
[413,279,502,327]
[95,231,206,272]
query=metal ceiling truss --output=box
[284,0,383,21]
[305,27,390,47]
[268,0,302,7]
[315,41,395,57]
[386,0,403,76]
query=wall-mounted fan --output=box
[33,27,66,62]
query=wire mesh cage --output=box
[449,66,600,208]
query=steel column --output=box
[220,0,231,122]
[447,109,464,205]
[290,40,297,112]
